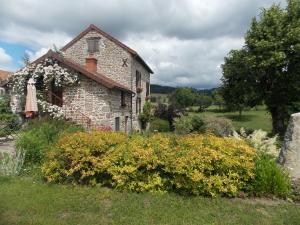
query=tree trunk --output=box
[270,107,285,136]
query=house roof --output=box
[0,70,12,86]
[61,24,153,74]
[34,50,134,93]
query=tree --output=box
[169,87,197,109]
[221,49,260,116]
[212,89,225,110]
[195,94,212,112]
[221,1,300,135]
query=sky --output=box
[0,0,284,89]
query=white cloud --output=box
[0,0,285,88]
[0,47,13,70]
[25,47,50,61]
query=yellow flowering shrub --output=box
[42,132,257,197]
[42,131,126,184]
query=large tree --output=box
[222,0,300,135]
[221,49,260,116]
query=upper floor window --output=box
[136,71,141,88]
[121,91,126,107]
[87,37,100,53]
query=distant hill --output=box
[150,84,217,95]
[150,84,176,94]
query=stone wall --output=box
[63,76,133,132]
[62,30,132,89]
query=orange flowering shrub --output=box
[42,132,257,197]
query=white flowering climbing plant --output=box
[9,58,79,118]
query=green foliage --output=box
[174,114,204,135]
[196,94,212,112]
[170,87,197,109]
[0,96,19,137]
[150,118,170,132]
[138,101,153,130]
[203,116,234,137]
[42,132,257,197]
[221,49,260,115]
[0,149,25,176]
[16,119,83,166]
[221,1,300,135]
[249,154,290,197]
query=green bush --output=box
[16,119,84,166]
[174,114,204,135]
[249,154,290,197]
[150,118,170,132]
[203,116,233,137]
[174,115,193,134]
[42,132,257,197]
[0,96,19,137]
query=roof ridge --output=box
[60,24,153,73]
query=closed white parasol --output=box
[25,78,38,117]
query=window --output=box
[146,82,150,97]
[136,97,141,114]
[115,117,120,131]
[87,37,100,53]
[136,71,141,88]
[121,91,126,107]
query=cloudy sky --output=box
[0,0,284,89]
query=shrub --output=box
[174,114,204,135]
[138,101,153,130]
[0,96,19,137]
[16,119,84,165]
[165,135,256,196]
[203,116,234,137]
[42,132,257,197]
[42,131,127,184]
[233,128,279,157]
[150,118,170,132]
[249,154,290,197]
[0,150,25,176]
[174,115,193,134]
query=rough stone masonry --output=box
[278,112,300,179]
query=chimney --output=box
[86,56,97,73]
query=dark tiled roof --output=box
[34,50,133,93]
[61,24,153,74]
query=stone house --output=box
[0,70,12,97]
[31,24,153,131]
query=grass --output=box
[1,176,300,225]
[192,105,272,133]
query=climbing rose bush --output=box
[42,131,257,197]
[9,57,78,118]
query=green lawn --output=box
[1,177,300,225]
[192,105,272,133]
